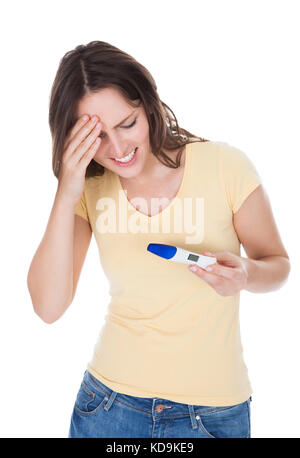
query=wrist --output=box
[55,189,77,210]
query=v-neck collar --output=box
[114,143,191,220]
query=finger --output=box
[64,116,100,160]
[206,251,239,269]
[213,251,237,261]
[204,263,236,279]
[65,115,90,150]
[189,265,223,285]
[78,136,101,170]
[73,121,102,163]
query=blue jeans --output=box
[68,370,251,438]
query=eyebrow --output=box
[101,110,136,133]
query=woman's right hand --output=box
[56,115,102,205]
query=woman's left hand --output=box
[188,250,249,296]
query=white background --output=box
[1,0,299,438]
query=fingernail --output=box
[206,266,212,271]
[189,265,198,272]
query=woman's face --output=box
[76,87,153,180]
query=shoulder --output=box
[188,139,260,182]
[193,141,259,175]
[187,139,222,167]
[212,140,253,161]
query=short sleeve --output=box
[219,142,262,214]
[74,189,90,224]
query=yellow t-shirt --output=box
[74,140,262,406]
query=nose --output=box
[108,136,126,159]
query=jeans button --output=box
[156,404,165,412]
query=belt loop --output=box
[188,405,198,430]
[104,390,118,411]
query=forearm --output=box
[27,190,75,323]
[243,255,291,293]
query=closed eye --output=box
[123,118,137,129]
[99,117,137,139]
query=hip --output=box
[68,370,252,438]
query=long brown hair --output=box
[49,40,209,179]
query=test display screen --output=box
[188,253,199,262]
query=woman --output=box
[27,41,290,438]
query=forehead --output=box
[77,87,134,118]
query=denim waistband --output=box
[82,369,250,428]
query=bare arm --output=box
[233,184,290,292]
[189,185,290,295]
[27,191,75,323]
[27,113,102,323]
[27,191,92,323]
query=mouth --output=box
[110,147,138,167]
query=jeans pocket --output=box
[195,415,216,438]
[195,400,251,438]
[75,379,108,417]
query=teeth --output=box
[114,147,136,163]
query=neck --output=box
[121,146,186,186]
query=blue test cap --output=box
[147,243,177,259]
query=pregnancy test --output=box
[147,243,217,269]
